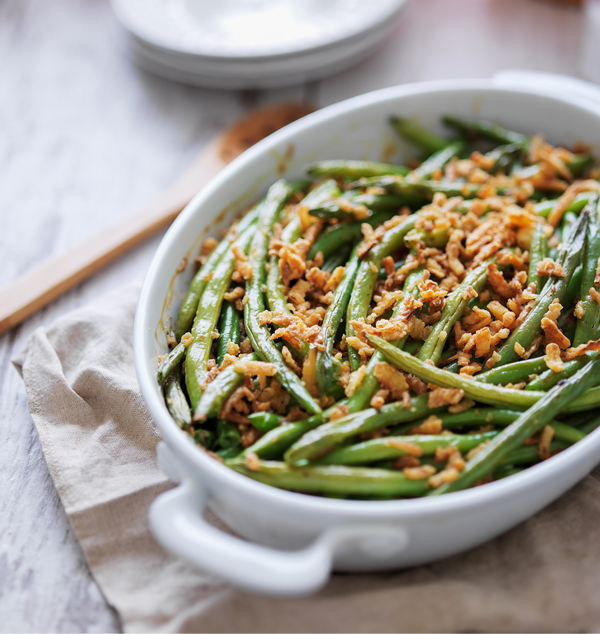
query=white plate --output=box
[121,15,401,88]
[112,0,409,59]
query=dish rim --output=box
[134,78,600,516]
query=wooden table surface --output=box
[0,0,586,630]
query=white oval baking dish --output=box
[134,77,600,598]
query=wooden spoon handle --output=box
[0,138,225,336]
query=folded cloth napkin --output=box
[12,283,600,633]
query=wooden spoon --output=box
[0,102,315,335]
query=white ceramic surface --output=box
[121,18,401,89]
[111,0,410,88]
[112,0,408,58]
[134,78,600,598]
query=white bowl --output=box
[134,78,600,598]
[111,0,410,88]
[121,17,404,90]
[112,0,408,58]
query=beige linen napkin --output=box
[12,283,600,633]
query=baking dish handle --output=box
[149,479,333,598]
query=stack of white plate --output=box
[111,0,411,89]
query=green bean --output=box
[534,192,595,219]
[567,411,598,429]
[346,268,426,411]
[564,264,583,309]
[349,193,416,211]
[175,209,258,340]
[401,339,420,355]
[244,180,322,415]
[430,356,600,494]
[384,337,600,418]
[380,444,552,475]
[280,375,600,467]
[494,210,588,366]
[573,196,600,345]
[216,420,242,455]
[441,115,528,146]
[404,226,450,249]
[444,361,460,374]
[244,416,323,459]
[568,154,594,178]
[525,354,595,392]
[248,412,282,433]
[393,408,584,445]
[286,179,340,239]
[548,229,561,262]
[493,466,524,480]
[563,385,600,412]
[390,117,449,156]
[194,428,216,450]
[503,442,566,468]
[217,446,244,459]
[308,204,372,221]
[322,245,352,273]
[517,419,583,445]
[432,440,569,471]
[317,431,498,466]
[193,354,256,421]
[580,413,600,435]
[285,395,440,466]
[392,407,521,433]
[562,209,579,237]
[306,160,409,180]
[346,214,417,370]
[528,221,549,291]
[309,194,413,220]
[279,181,338,248]
[548,420,587,444]
[309,224,361,260]
[418,262,490,364]
[266,180,339,358]
[317,246,361,393]
[185,228,254,410]
[307,211,392,261]
[367,335,541,409]
[410,141,463,180]
[475,357,548,385]
[558,211,580,266]
[350,176,485,200]
[216,302,240,367]
[228,458,430,498]
[562,316,578,345]
[486,143,522,174]
[164,368,191,429]
[157,341,186,384]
